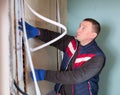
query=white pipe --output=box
[56,0,64,58]
[57,0,61,29]
[25,1,67,52]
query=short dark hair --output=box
[83,18,101,35]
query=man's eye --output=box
[82,27,85,30]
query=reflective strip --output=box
[88,82,92,95]
[68,42,75,55]
[75,57,91,63]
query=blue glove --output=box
[30,69,46,81]
[18,19,40,39]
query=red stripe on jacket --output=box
[66,39,77,57]
[73,54,95,69]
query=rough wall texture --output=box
[10,0,67,95]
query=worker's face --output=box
[76,21,97,45]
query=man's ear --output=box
[91,32,97,39]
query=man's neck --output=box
[80,40,93,46]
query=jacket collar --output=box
[79,40,97,49]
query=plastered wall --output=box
[25,1,59,95]
[11,0,67,95]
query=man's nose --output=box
[77,28,82,33]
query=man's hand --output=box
[30,69,46,81]
[18,19,40,39]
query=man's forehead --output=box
[80,21,92,26]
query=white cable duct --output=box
[15,0,24,82]
[25,1,67,52]
[20,0,41,95]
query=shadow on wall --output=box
[97,24,116,95]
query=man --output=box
[19,18,106,95]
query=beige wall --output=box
[25,0,67,95]
[0,0,67,94]
[9,0,67,95]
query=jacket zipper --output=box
[57,40,79,93]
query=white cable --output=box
[20,1,41,95]
[25,1,67,52]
